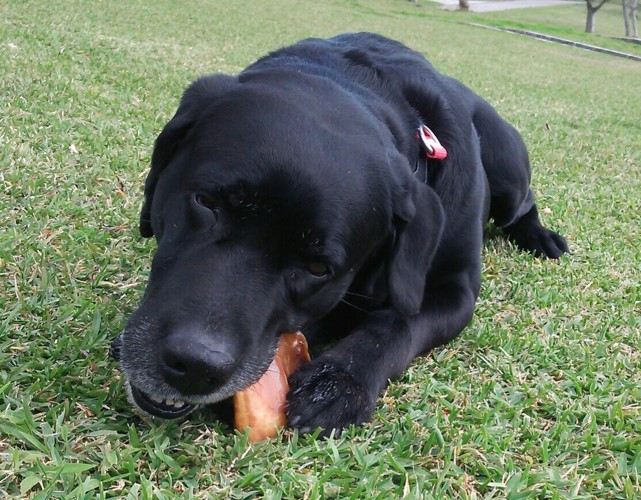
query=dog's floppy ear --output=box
[139,112,194,237]
[387,180,445,317]
[140,74,237,237]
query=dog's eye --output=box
[195,194,217,212]
[307,262,331,277]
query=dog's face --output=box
[114,72,442,419]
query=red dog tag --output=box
[417,124,447,160]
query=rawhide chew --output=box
[233,331,310,442]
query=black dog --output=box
[111,33,568,433]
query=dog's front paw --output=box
[287,361,375,435]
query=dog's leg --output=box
[287,277,476,434]
[464,94,569,259]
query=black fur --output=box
[114,33,568,432]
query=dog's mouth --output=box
[111,335,197,419]
[125,380,198,420]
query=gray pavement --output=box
[431,0,579,13]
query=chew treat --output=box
[234,331,310,442]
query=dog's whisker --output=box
[343,291,379,302]
[340,298,370,314]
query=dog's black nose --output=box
[160,331,237,395]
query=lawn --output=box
[1,0,640,497]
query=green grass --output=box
[1,0,640,497]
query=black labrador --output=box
[110,33,568,433]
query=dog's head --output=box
[113,71,444,419]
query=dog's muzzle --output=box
[109,333,198,419]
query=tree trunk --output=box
[585,0,609,33]
[459,0,470,9]
[627,0,639,37]
[586,7,597,32]
[624,0,638,38]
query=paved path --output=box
[473,23,641,61]
[433,0,579,13]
